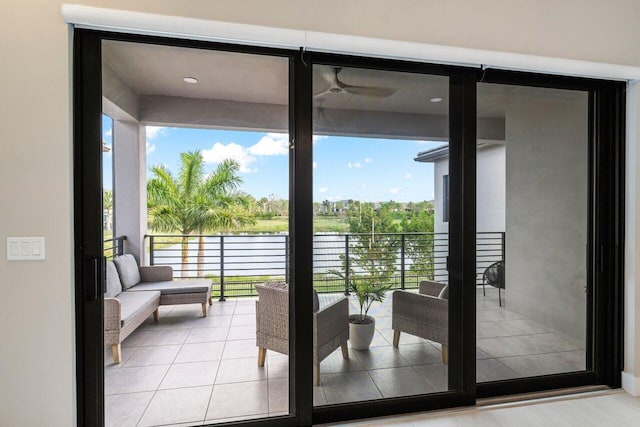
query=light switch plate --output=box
[6,237,45,261]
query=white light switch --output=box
[6,237,45,261]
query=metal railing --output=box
[144,232,505,300]
[104,235,127,259]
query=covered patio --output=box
[104,287,584,426]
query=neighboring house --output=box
[414,142,506,234]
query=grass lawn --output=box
[207,273,427,298]
[233,216,349,233]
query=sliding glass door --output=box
[311,65,453,404]
[475,84,589,384]
[74,29,624,427]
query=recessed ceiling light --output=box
[183,77,199,84]
[430,97,443,103]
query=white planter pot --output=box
[349,315,376,350]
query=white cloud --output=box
[389,188,399,195]
[104,128,112,137]
[248,133,289,156]
[202,142,257,173]
[361,184,367,189]
[405,173,412,179]
[202,132,294,173]
[328,196,335,201]
[348,159,367,168]
[313,162,317,169]
[145,126,167,140]
[146,141,156,154]
[313,135,328,144]
[319,187,328,193]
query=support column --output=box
[623,81,640,396]
[113,120,147,264]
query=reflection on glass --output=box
[475,83,588,382]
[101,40,290,425]
[312,65,450,405]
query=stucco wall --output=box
[3,1,640,425]
[432,144,505,234]
[433,159,449,234]
[504,88,588,341]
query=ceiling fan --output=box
[314,67,396,98]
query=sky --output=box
[102,114,441,202]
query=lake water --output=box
[149,234,432,279]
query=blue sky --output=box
[102,115,440,202]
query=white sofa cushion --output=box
[118,291,160,325]
[105,261,122,298]
[114,254,141,289]
[128,280,210,295]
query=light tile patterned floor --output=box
[322,390,640,427]
[104,288,585,426]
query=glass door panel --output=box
[101,40,291,426]
[311,64,453,405]
[475,83,588,382]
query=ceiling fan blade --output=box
[313,68,341,97]
[341,84,396,97]
[313,87,332,97]
[334,70,396,97]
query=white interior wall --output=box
[623,82,640,395]
[2,1,640,425]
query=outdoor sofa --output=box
[104,254,212,363]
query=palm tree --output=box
[147,151,254,277]
[103,189,113,231]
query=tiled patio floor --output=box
[104,287,585,426]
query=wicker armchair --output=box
[255,282,349,385]
[391,281,449,364]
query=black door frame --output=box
[473,70,626,398]
[73,29,624,427]
[306,53,479,424]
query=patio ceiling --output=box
[102,40,505,141]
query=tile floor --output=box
[322,390,640,427]
[104,287,585,426]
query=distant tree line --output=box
[143,149,436,281]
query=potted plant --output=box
[329,269,392,350]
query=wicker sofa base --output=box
[160,291,211,317]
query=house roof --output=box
[414,145,449,163]
[414,141,506,163]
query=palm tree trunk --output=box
[181,236,189,278]
[197,234,205,278]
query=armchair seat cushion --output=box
[128,280,210,295]
[118,290,161,325]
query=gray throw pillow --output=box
[438,285,449,300]
[105,261,122,298]
[114,254,141,289]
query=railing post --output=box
[219,236,225,302]
[149,236,155,266]
[400,233,406,290]
[501,232,506,263]
[285,234,290,284]
[344,234,350,296]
